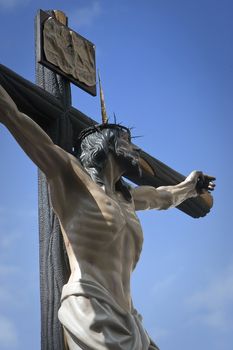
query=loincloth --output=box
[58,279,159,350]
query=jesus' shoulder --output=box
[42,147,197,217]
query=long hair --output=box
[75,128,132,201]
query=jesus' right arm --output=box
[0,85,73,179]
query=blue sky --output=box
[0,1,232,349]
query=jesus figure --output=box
[0,85,215,350]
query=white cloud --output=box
[0,0,30,10]
[69,1,102,28]
[151,272,178,294]
[154,327,171,340]
[186,264,233,331]
[151,268,184,295]
[0,315,18,348]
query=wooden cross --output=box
[0,9,213,350]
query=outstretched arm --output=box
[132,171,215,211]
[0,85,70,179]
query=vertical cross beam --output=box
[35,10,71,350]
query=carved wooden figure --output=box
[0,9,215,350]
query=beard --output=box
[115,148,142,178]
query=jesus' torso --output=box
[47,155,143,311]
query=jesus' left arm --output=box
[131,171,216,211]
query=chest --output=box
[48,169,143,248]
[76,191,141,236]
[97,193,144,252]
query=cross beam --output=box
[0,63,212,218]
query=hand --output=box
[186,171,216,195]
[196,173,216,194]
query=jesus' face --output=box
[113,130,142,178]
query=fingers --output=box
[195,173,216,194]
[204,175,216,192]
[207,181,216,192]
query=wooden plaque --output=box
[36,10,96,96]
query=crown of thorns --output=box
[78,123,131,143]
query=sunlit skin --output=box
[0,85,215,312]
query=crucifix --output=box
[0,9,214,350]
